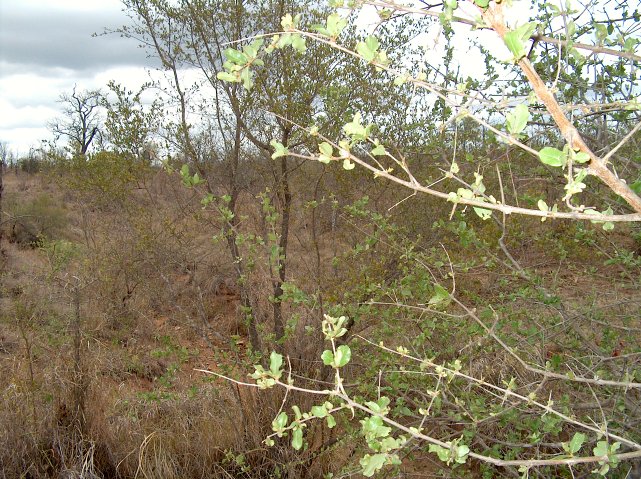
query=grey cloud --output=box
[0,4,159,73]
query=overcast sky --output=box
[0,0,516,157]
[0,0,159,155]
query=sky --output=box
[0,0,518,157]
[0,0,159,155]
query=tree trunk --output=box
[227,115,261,352]
[0,159,4,255]
[272,128,292,345]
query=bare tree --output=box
[49,86,103,156]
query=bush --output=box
[8,194,68,247]
[18,156,46,174]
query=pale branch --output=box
[480,2,641,214]
[450,297,641,389]
[287,148,641,222]
[283,30,641,221]
[532,33,641,64]
[293,30,541,157]
[366,0,641,63]
[356,336,641,451]
[602,121,641,164]
[197,352,641,470]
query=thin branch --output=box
[365,0,641,63]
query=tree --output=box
[102,80,164,160]
[49,86,103,156]
[119,0,401,353]
[0,141,7,254]
[0,141,15,253]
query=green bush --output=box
[8,194,68,247]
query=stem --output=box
[481,2,641,214]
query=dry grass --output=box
[0,170,356,479]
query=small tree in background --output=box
[49,86,103,157]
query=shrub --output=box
[8,194,68,247]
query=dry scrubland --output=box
[1,163,641,478]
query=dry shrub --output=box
[6,193,68,247]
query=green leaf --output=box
[281,13,300,30]
[365,397,390,414]
[291,428,303,450]
[270,139,289,159]
[272,411,288,433]
[455,444,470,464]
[360,453,387,477]
[563,168,588,199]
[567,20,576,38]
[334,345,351,367]
[319,142,333,157]
[504,22,536,61]
[314,13,348,38]
[506,104,530,135]
[342,159,356,170]
[224,48,248,65]
[326,13,348,37]
[326,414,336,428]
[573,151,591,163]
[429,283,450,306]
[371,144,386,156]
[538,147,566,167]
[292,405,302,420]
[473,207,492,220]
[321,349,334,366]
[393,72,410,86]
[240,67,254,90]
[217,71,238,83]
[242,38,263,59]
[269,351,283,377]
[595,23,608,42]
[192,172,203,185]
[566,432,586,455]
[361,415,392,440]
[429,444,451,463]
[201,193,215,206]
[356,36,379,62]
[537,199,548,212]
[311,405,328,418]
[365,35,379,51]
[475,0,490,7]
[457,187,474,199]
[291,34,307,53]
[277,33,293,49]
[343,113,371,142]
[593,440,609,457]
